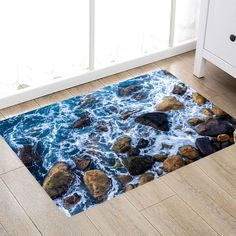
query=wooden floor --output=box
[0,51,236,236]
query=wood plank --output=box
[1,167,101,236]
[128,63,160,77]
[68,83,94,96]
[0,178,41,236]
[162,163,236,235]
[142,195,218,236]
[85,195,161,236]
[99,74,122,86]
[125,179,174,211]
[35,90,73,107]
[0,136,23,175]
[0,101,40,118]
[196,145,236,199]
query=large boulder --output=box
[196,118,234,137]
[43,162,75,199]
[135,112,169,131]
[124,155,155,175]
[83,170,111,201]
[112,135,132,153]
[18,145,41,167]
[195,137,214,156]
[179,145,199,160]
[155,96,184,111]
[118,85,142,97]
[163,155,185,172]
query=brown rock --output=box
[83,170,111,201]
[74,112,92,129]
[212,106,227,117]
[200,108,213,117]
[179,145,199,160]
[217,134,230,142]
[120,110,140,120]
[74,158,91,171]
[63,193,81,209]
[112,136,132,153]
[187,118,203,126]
[43,162,75,199]
[156,96,184,111]
[96,121,108,132]
[192,92,206,105]
[125,184,134,192]
[118,175,133,185]
[139,173,154,186]
[163,155,185,172]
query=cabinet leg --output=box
[194,55,206,78]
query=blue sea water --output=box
[0,70,225,216]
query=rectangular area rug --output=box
[0,70,235,217]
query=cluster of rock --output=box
[17,80,235,213]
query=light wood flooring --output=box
[0,51,236,236]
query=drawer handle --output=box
[230,34,236,42]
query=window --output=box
[0,0,200,102]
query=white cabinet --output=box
[194,0,236,78]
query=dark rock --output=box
[78,95,96,107]
[135,112,169,131]
[128,148,140,157]
[139,173,154,186]
[179,145,199,160]
[74,157,91,171]
[195,137,214,156]
[120,110,140,120]
[163,155,185,172]
[196,118,234,137]
[83,169,111,201]
[112,136,132,153]
[118,85,142,97]
[162,143,173,149]
[118,175,133,185]
[172,83,187,95]
[63,193,81,210]
[156,168,164,176]
[136,138,149,149]
[43,162,75,199]
[131,92,148,100]
[18,145,41,167]
[221,141,232,149]
[96,121,108,132]
[124,155,155,175]
[74,112,92,129]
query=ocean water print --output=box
[0,70,235,216]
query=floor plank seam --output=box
[195,160,236,202]
[161,178,221,236]
[0,177,43,236]
[84,212,105,236]
[0,166,24,177]
[0,222,9,236]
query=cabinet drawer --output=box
[204,0,236,67]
